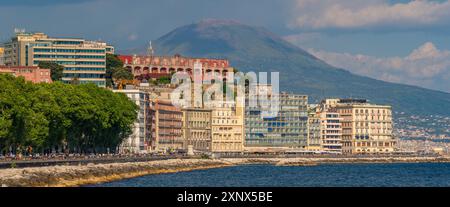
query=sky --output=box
[1,0,449,92]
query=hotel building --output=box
[0,66,52,83]
[182,108,213,152]
[328,99,396,154]
[208,101,245,153]
[119,54,233,80]
[2,31,113,87]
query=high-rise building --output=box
[2,31,113,87]
[245,90,309,148]
[329,99,396,154]
[182,108,213,152]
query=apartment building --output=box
[319,108,343,153]
[2,31,113,87]
[306,105,322,151]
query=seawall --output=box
[1,156,449,187]
[0,159,231,187]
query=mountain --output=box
[120,19,450,116]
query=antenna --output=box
[147,41,154,56]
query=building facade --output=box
[306,105,322,151]
[182,108,213,152]
[0,66,52,83]
[331,99,396,154]
[119,54,233,80]
[0,47,4,65]
[2,31,113,87]
[319,108,343,153]
[209,101,245,153]
[112,89,143,153]
[245,92,309,148]
[148,100,184,152]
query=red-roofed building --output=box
[118,54,233,81]
[0,66,52,83]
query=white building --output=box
[113,89,144,154]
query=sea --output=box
[91,163,450,187]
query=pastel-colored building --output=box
[0,66,52,83]
[208,101,245,153]
[319,108,343,153]
[330,99,396,154]
[149,99,184,151]
[306,105,322,151]
[2,31,113,87]
[182,108,213,152]
[119,54,233,80]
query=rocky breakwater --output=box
[0,159,232,187]
[221,156,450,166]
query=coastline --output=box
[1,156,449,187]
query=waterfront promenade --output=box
[1,155,449,187]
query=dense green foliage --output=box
[38,61,64,81]
[0,74,138,155]
[145,20,450,116]
[106,54,133,88]
[112,68,134,81]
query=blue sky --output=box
[1,0,450,92]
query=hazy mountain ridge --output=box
[119,20,450,116]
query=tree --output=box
[106,54,125,88]
[113,68,133,81]
[38,61,64,82]
[0,74,138,155]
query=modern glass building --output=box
[2,31,113,87]
[245,91,309,148]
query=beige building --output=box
[306,105,322,151]
[208,101,245,153]
[182,108,213,152]
[319,108,343,153]
[2,31,113,87]
[329,99,396,154]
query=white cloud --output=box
[291,0,450,29]
[283,32,323,45]
[308,42,450,93]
